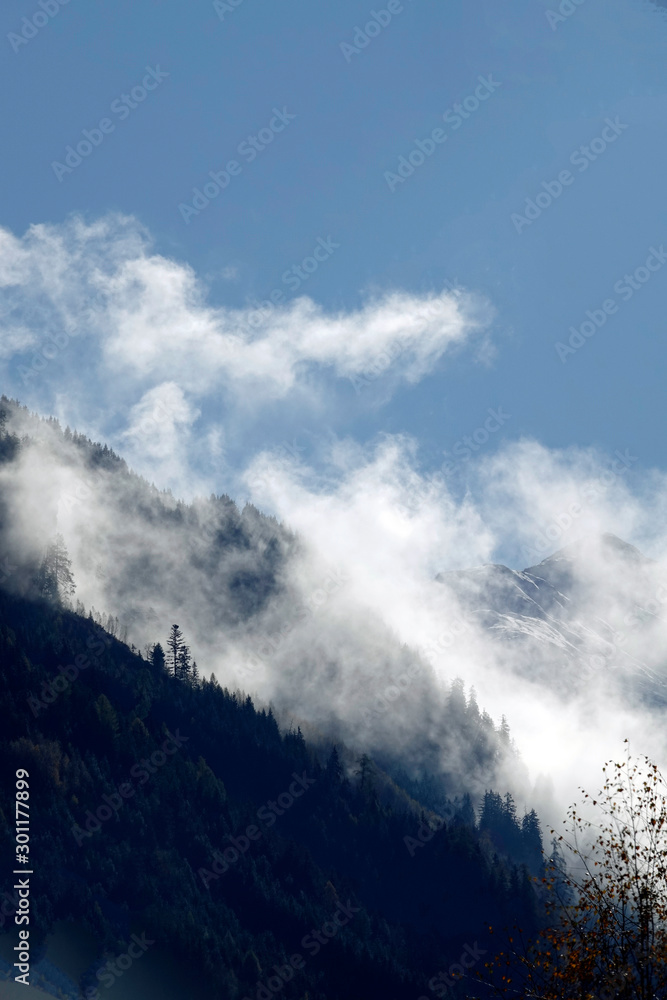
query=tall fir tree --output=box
[326,745,344,785]
[167,624,185,677]
[39,533,75,604]
[355,753,374,792]
[150,643,166,672]
[176,643,192,681]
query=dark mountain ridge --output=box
[0,582,542,999]
[0,396,525,806]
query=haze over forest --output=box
[2,0,667,996]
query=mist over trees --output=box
[0,396,525,808]
[38,533,75,603]
[2,397,666,995]
[0,580,544,998]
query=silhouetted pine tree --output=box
[326,745,344,785]
[176,643,192,681]
[167,624,185,677]
[521,808,544,871]
[150,642,166,672]
[355,753,374,793]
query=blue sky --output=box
[1,0,666,566]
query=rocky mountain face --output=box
[437,533,667,705]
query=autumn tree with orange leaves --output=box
[470,743,667,1000]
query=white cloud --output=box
[120,382,207,495]
[241,434,667,819]
[0,326,37,359]
[104,279,488,399]
[220,265,240,282]
[0,214,492,410]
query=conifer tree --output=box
[39,533,76,604]
[167,624,185,677]
[518,808,545,873]
[176,643,192,681]
[499,715,511,746]
[355,753,374,792]
[326,744,344,784]
[150,643,166,672]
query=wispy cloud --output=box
[0,213,491,407]
[241,433,667,819]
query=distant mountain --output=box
[437,533,667,704]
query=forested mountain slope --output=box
[0,397,523,807]
[0,585,543,999]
